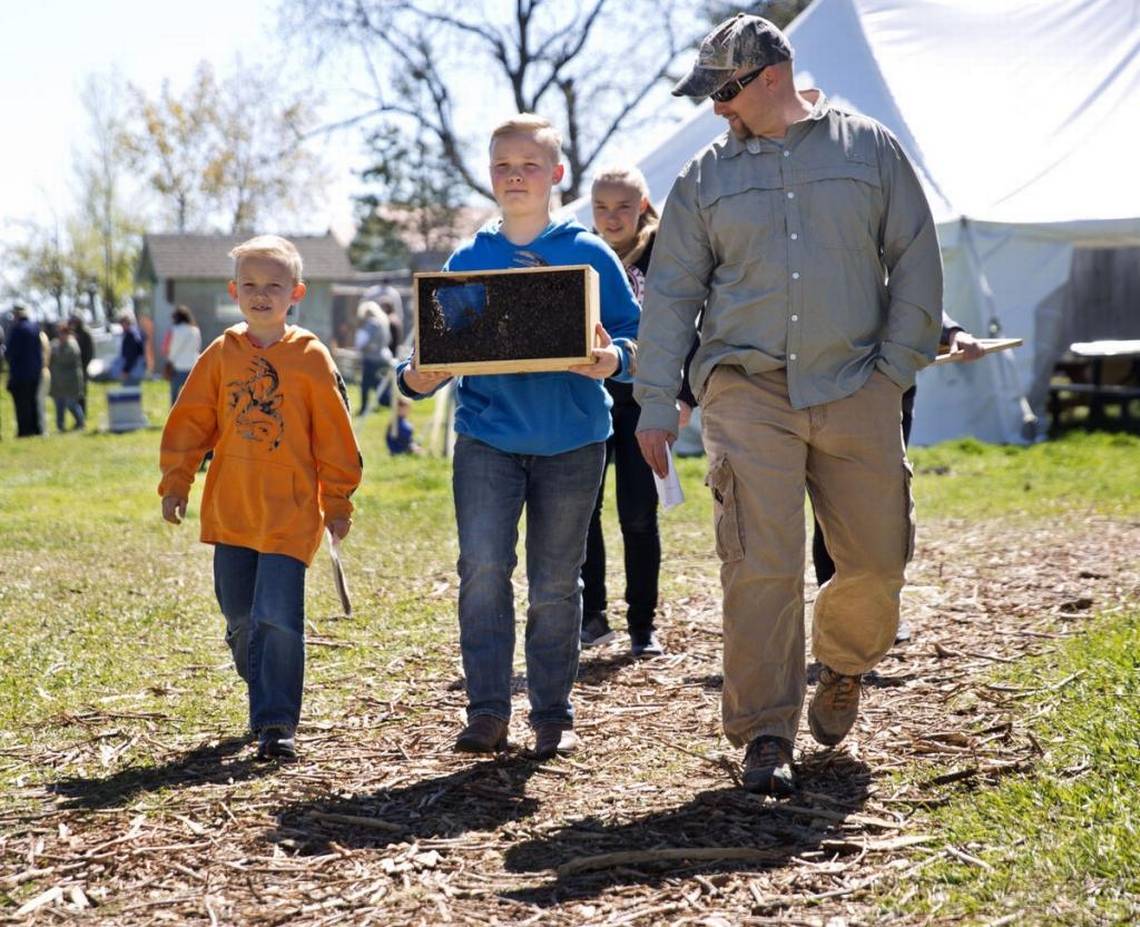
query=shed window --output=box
[165,279,175,303]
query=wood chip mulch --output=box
[2,515,1137,925]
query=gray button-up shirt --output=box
[634,91,942,433]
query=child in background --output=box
[159,235,362,760]
[398,114,640,760]
[581,165,665,657]
[386,397,421,455]
[354,300,393,416]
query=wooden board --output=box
[934,337,1023,365]
[413,265,600,375]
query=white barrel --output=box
[107,387,148,433]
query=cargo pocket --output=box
[902,458,916,563]
[705,457,744,563]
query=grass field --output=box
[1,380,1137,924]
[879,609,1140,923]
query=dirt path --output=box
[3,516,1137,925]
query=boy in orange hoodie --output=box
[159,235,362,760]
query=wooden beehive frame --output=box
[413,264,600,375]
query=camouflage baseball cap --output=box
[672,14,793,99]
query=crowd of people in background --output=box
[0,292,415,447]
[1,304,189,437]
[1,305,96,438]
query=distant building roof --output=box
[138,233,353,281]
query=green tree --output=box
[349,208,410,272]
[3,223,70,318]
[65,213,139,321]
[350,125,467,270]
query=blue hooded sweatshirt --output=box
[397,216,640,456]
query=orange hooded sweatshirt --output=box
[158,324,363,566]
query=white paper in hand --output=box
[653,446,685,511]
[327,529,352,616]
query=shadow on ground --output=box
[576,649,639,685]
[271,746,872,903]
[271,755,542,854]
[50,735,259,810]
[500,751,872,905]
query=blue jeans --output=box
[453,434,605,728]
[122,356,147,387]
[169,369,190,406]
[213,544,307,734]
[358,359,391,414]
[53,397,86,432]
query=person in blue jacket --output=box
[116,311,147,385]
[4,305,44,437]
[398,114,640,762]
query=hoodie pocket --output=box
[706,456,744,563]
[210,455,300,537]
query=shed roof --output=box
[139,233,353,281]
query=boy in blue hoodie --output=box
[398,114,640,761]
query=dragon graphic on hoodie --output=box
[228,356,284,451]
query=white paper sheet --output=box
[653,446,685,511]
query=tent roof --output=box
[574,0,1140,230]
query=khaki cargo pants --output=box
[701,366,915,746]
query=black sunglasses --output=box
[710,66,767,103]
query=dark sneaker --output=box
[742,735,796,795]
[454,715,509,754]
[808,666,862,746]
[532,724,578,761]
[630,629,665,658]
[581,612,616,647]
[256,728,297,761]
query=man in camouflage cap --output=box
[672,12,793,99]
[635,15,943,794]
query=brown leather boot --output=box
[742,735,796,795]
[454,715,509,753]
[808,666,862,746]
[532,724,578,761]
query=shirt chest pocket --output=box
[796,160,881,252]
[699,166,783,261]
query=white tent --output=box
[571,0,1140,444]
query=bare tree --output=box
[211,65,329,233]
[121,62,221,233]
[122,61,328,233]
[74,72,141,316]
[2,72,141,322]
[286,0,707,203]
